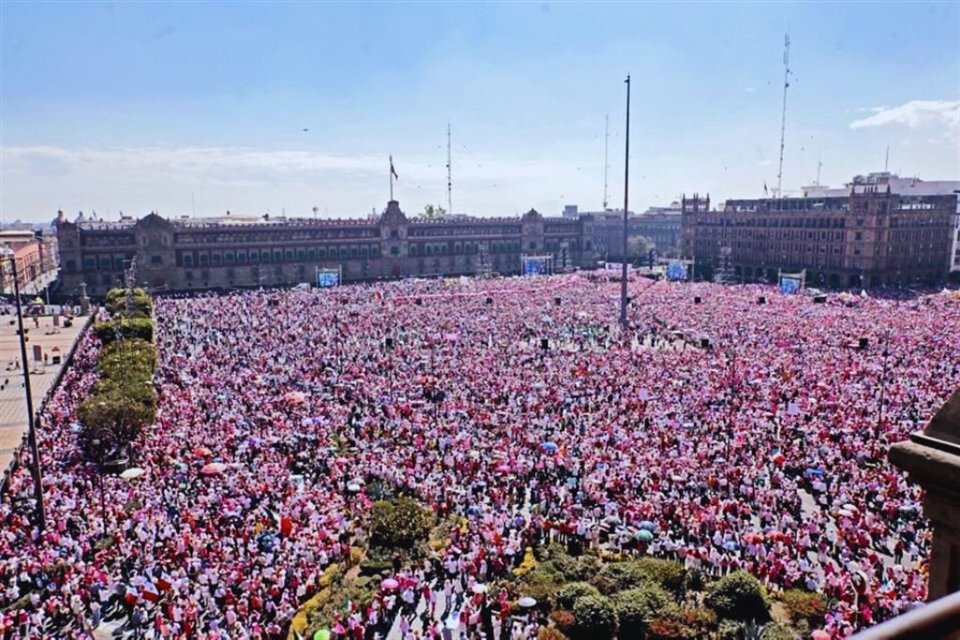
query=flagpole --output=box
[619,74,631,328]
[389,155,394,201]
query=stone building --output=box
[55,201,596,297]
[680,182,957,288]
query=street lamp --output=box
[0,247,46,530]
[90,435,108,533]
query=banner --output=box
[779,276,802,295]
[666,261,688,281]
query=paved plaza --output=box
[0,313,88,471]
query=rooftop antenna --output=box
[603,114,610,210]
[446,123,453,214]
[815,150,822,187]
[191,191,196,217]
[775,33,791,198]
[884,144,890,172]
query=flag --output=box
[763,181,769,196]
[390,156,399,180]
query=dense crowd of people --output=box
[0,274,958,639]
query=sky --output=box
[1,1,958,223]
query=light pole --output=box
[1,248,46,530]
[90,436,108,533]
[619,74,631,328]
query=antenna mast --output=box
[816,150,822,187]
[446,123,453,215]
[603,114,610,210]
[775,33,790,198]
[884,145,890,172]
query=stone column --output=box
[889,388,960,600]
[79,281,90,316]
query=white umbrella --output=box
[472,584,488,594]
[347,483,361,492]
[119,467,146,480]
[518,597,537,608]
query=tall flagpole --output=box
[620,75,631,328]
[389,155,394,201]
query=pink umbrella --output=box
[381,578,399,591]
[200,462,227,476]
[811,631,830,640]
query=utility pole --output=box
[620,75,631,328]
[4,251,46,531]
[775,33,791,198]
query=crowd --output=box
[0,274,958,639]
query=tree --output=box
[611,584,677,638]
[570,595,618,640]
[704,571,770,622]
[420,204,447,220]
[370,498,433,549]
[626,236,654,265]
[556,582,601,610]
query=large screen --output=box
[779,276,802,295]
[317,270,340,288]
[522,257,550,276]
[666,261,688,281]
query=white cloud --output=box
[849,100,959,133]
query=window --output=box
[84,257,96,270]
[65,260,77,272]
[274,251,283,263]
[211,254,222,266]
[285,250,294,261]
[199,254,209,266]
[150,255,162,266]
[855,232,863,241]
[391,246,400,256]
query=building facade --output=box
[680,183,957,288]
[0,229,58,296]
[55,201,596,297]
[570,203,682,261]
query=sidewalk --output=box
[0,313,88,471]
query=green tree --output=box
[420,204,447,220]
[570,595,618,640]
[611,584,677,638]
[556,582,601,610]
[370,498,433,549]
[704,571,770,622]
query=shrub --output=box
[369,498,433,549]
[779,589,827,628]
[538,628,569,640]
[593,561,650,594]
[570,555,603,582]
[760,622,797,640]
[548,609,575,635]
[570,595,618,640]
[78,390,155,453]
[94,318,154,344]
[105,288,152,317]
[358,558,392,577]
[612,584,677,638]
[517,568,564,605]
[704,571,770,622]
[556,582,601,610]
[646,607,717,640]
[633,557,686,597]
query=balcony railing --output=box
[852,591,960,639]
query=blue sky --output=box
[2,1,958,222]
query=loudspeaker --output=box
[485,297,493,305]
[415,298,422,306]
[385,337,394,350]
[758,296,766,305]
[814,295,827,304]
[858,337,869,350]
[694,296,702,304]
[540,338,549,351]
[555,297,562,306]
[700,338,711,349]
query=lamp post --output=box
[90,436,108,533]
[619,74,631,327]
[1,248,46,530]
